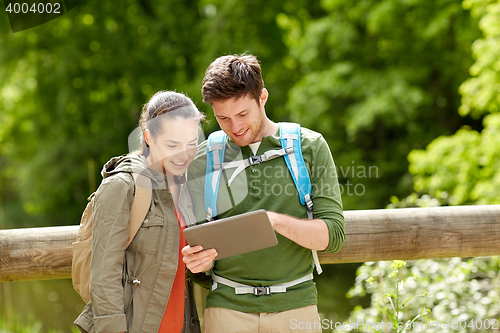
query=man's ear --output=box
[259,88,269,107]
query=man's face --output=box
[211,90,268,147]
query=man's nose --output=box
[230,119,244,133]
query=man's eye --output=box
[240,113,247,117]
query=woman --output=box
[75,91,204,333]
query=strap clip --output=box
[253,287,271,296]
[248,155,262,165]
[305,194,314,212]
[284,146,294,155]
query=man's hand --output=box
[182,245,217,273]
[267,211,329,251]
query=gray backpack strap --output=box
[219,147,293,186]
[211,272,314,296]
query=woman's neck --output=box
[146,155,163,174]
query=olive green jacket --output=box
[74,154,200,333]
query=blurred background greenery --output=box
[1,0,499,331]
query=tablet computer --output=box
[183,209,278,260]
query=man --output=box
[183,54,345,333]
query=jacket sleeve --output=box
[310,135,346,253]
[90,173,133,333]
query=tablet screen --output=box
[183,209,278,260]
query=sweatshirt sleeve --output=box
[310,135,345,253]
[90,173,133,333]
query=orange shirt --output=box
[158,210,187,333]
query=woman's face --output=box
[146,117,199,177]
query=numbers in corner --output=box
[6,2,61,14]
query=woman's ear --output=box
[144,129,153,147]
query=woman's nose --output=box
[178,148,190,160]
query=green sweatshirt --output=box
[187,125,345,313]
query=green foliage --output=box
[407,0,500,206]
[0,0,305,225]
[460,0,500,117]
[316,263,368,324]
[0,0,489,222]
[2,0,212,224]
[278,0,481,210]
[0,314,80,333]
[0,279,84,332]
[345,260,429,333]
[344,257,500,333]
[408,114,500,205]
[387,193,450,209]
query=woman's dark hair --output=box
[138,91,205,157]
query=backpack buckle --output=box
[284,147,294,155]
[304,194,314,212]
[248,155,262,165]
[253,287,271,296]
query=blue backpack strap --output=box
[279,122,322,274]
[279,123,313,215]
[204,130,227,220]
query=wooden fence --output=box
[1,205,500,282]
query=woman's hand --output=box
[181,245,217,273]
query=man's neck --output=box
[254,119,278,143]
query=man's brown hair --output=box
[202,54,264,105]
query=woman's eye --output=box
[167,145,177,148]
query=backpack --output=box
[204,122,322,274]
[72,172,152,302]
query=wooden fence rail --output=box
[1,205,500,282]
